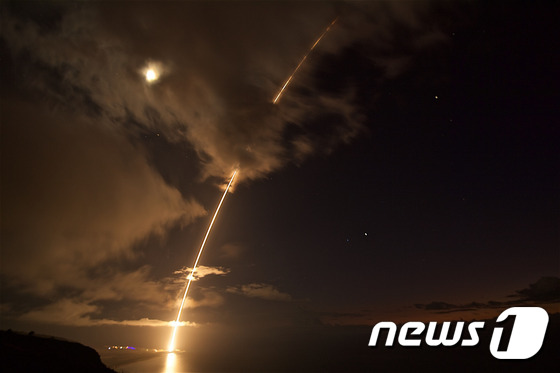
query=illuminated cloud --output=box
[0,2,447,183]
[0,101,205,296]
[173,265,230,282]
[166,266,229,310]
[81,266,170,303]
[18,299,197,327]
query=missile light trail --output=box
[272,17,338,104]
[168,169,238,352]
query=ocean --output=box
[101,350,194,373]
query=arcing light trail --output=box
[272,17,338,104]
[167,16,336,353]
[168,169,238,352]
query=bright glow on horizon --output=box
[165,352,176,373]
[167,169,238,352]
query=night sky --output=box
[1,1,558,372]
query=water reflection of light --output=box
[164,352,176,373]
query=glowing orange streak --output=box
[273,17,338,104]
[168,169,238,351]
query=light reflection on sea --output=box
[101,350,193,373]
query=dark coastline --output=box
[0,330,116,373]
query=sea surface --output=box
[101,350,195,373]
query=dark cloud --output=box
[415,277,560,313]
[218,243,245,259]
[227,283,293,302]
[512,276,560,302]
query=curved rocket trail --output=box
[273,17,338,104]
[168,169,238,352]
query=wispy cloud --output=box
[227,283,293,302]
[185,289,226,310]
[18,299,197,328]
[415,277,560,314]
[218,243,245,259]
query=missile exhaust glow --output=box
[273,17,338,104]
[167,169,238,352]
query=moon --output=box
[145,68,157,82]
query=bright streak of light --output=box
[272,17,338,104]
[165,352,176,373]
[167,169,238,352]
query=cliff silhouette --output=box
[0,330,116,373]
